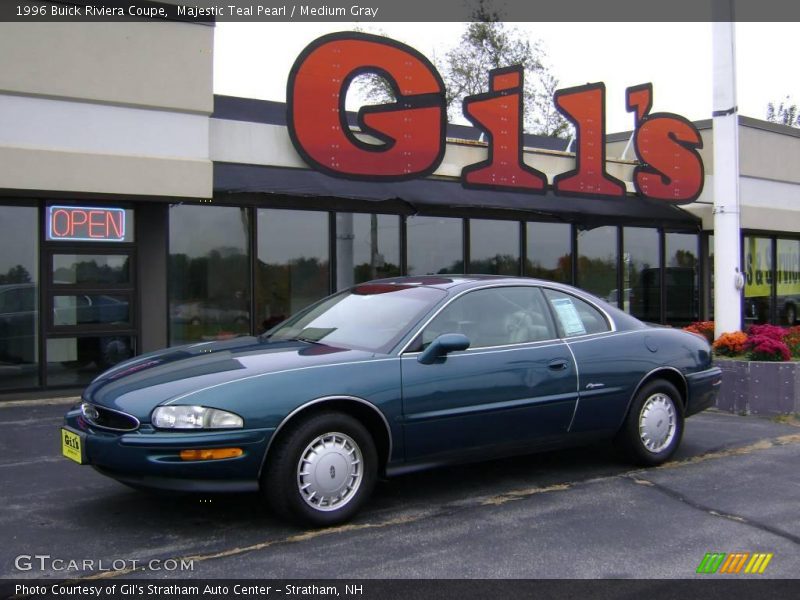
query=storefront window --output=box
[169,205,251,345]
[468,219,519,275]
[776,238,799,326]
[0,206,39,390]
[257,209,329,333]
[407,216,463,276]
[46,336,133,387]
[335,213,400,289]
[52,254,130,285]
[744,236,773,325]
[525,222,571,283]
[665,233,699,326]
[577,226,618,301]
[707,234,715,321]
[624,227,660,321]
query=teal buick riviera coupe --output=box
[62,276,721,525]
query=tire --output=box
[262,411,377,526]
[616,379,684,467]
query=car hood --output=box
[82,336,376,419]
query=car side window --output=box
[543,289,610,337]
[421,286,557,349]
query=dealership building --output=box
[1,16,799,396]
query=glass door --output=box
[44,247,137,387]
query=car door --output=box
[541,288,633,433]
[400,286,579,461]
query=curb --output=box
[0,396,80,408]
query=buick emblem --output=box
[81,402,99,421]
[330,465,336,479]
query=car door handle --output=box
[548,359,569,371]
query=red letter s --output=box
[288,32,446,180]
[626,83,704,204]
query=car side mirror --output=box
[417,333,470,365]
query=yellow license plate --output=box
[61,428,84,464]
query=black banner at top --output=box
[1,0,799,22]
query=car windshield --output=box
[265,284,446,353]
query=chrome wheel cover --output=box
[638,393,677,454]
[297,431,363,512]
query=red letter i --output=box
[553,83,626,198]
[461,66,547,192]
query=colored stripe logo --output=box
[696,552,773,574]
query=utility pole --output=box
[712,0,744,338]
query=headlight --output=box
[151,406,244,429]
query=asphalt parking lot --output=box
[0,400,798,580]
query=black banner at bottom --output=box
[1,579,797,600]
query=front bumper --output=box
[686,366,723,416]
[63,407,275,493]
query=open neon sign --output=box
[47,206,126,242]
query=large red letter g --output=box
[288,32,446,181]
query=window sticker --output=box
[551,297,587,336]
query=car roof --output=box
[364,275,648,332]
[367,274,574,292]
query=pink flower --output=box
[747,324,787,341]
[744,334,791,361]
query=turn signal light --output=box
[180,448,243,461]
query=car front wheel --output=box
[616,379,684,467]
[262,411,377,526]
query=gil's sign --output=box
[288,32,704,204]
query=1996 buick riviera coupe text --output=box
[62,276,721,525]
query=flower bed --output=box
[682,321,800,415]
[685,322,800,362]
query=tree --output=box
[439,5,569,137]
[354,3,569,138]
[766,96,799,128]
[0,265,32,284]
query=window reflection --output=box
[665,233,699,326]
[0,206,39,390]
[335,213,400,289]
[169,205,251,344]
[777,238,800,325]
[744,236,772,325]
[46,336,133,387]
[624,227,660,321]
[577,226,618,301]
[52,254,130,285]
[257,209,329,333]
[53,295,130,326]
[526,222,571,283]
[469,219,519,275]
[407,216,463,276]
[708,234,715,321]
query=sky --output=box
[213,21,800,134]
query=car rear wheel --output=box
[616,379,684,467]
[262,411,377,526]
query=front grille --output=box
[83,404,140,432]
